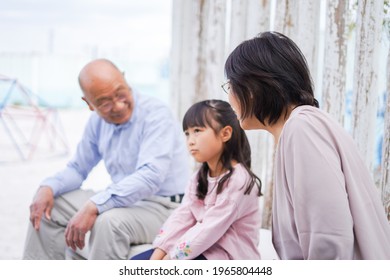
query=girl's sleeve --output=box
[152,182,196,253]
[167,176,251,260]
[282,117,354,259]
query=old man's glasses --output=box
[96,93,127,113]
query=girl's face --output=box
[228,92,263,130]
[184,125,225,168]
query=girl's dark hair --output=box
[224,31,319,126]
[182,99,262,199]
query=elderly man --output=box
[23,59,190,259]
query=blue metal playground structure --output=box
[0,74,69,162]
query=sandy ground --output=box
[0,108,277,260]
[0,109,112,259]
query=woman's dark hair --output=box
[182,99,262,199]
[224,31,319,126]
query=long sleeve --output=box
[90,106,173,211]
[159,166,260,260]
[40,116,101,197]
[274,109,355,259]
[42,92,189,214]
[286,118,354,259]
[152,184,197,253]
[168,196,239,259]
[90,94,189,213]
[273,106,390,259]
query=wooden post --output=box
[228,0,275,229]
[229,0,271,49]
[170,0,200,120]
[274,0,321,93]
[170,0,227,122]
[321,0,349,124]
[380,10,390,221]
[351,0,384,173]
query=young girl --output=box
[132,99,262,260]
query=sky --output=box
[0,0,172,59]
[0,0,173,107]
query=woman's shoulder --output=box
[287,105,339,126]
[282,105,340,137]
[287,105,319,124]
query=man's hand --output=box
[29,186,54,231]
[65,200,98,251]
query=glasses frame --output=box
[95,93,128,113]
[221,80,231,94]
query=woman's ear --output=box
[220,126,233,142]
[81,97,95,111]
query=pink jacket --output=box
[153,163,261,260]
[273,105,390,259]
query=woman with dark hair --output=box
[223,31,390,259]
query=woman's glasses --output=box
[221,80,231,94]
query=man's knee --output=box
[91,208,153,243]
[94,209,123,231]
[91,209,134,243]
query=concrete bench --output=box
[65,228,278,260]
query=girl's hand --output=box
[150,248,167,260]
[162,254,171,260]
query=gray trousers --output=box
[22,189,178,260]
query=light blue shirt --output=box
[41,92,190,213]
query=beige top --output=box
[272,105,390,259]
